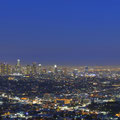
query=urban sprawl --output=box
[0,60,120,119]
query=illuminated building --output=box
[31,62,37,75]
[0,63,6,75]
[17,59,20,67]
[37,64,42,74]
[54,64,58,74]
[16,59,21,74]
[73,69,78,77]
[55,99,72,104]
[48,66,52,72]
[85,66,88,73]
[63,67,67,75]
[0,63,11,75]
[26,65,31,75]
[42,68,47,74]
[6,64,12,75]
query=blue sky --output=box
[0,0,120,65]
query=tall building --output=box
[16,59,21,73]
[63,67,67,76]
[31,62,37,75]
[73,69,78,78]
[26,65,31,75]
[17,59,20,67]
[84,66,88,73]
[37,64,42,74]
[42,68,47,74]
[0,63,11,75]
[54,65,58,74]
[6,64,12,75]
[0,63,6,75]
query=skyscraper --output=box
[17,59,20,67]
[84,66,88,73]
[6,64,12,75]
[73,69,78,78]
[26,65,31,75]
[0,63,6,75]
[63,67,67,76]
[0,63,11,75]
[54,65,58,74]
[16,59,21,73]
[31,62,37,75]
[37,64,42,74]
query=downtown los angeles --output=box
[0,59,120,119]
[1,0,120,120]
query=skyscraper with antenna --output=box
[16,59,21,74]
[17,59,20,67]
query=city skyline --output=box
[1,1,120,119]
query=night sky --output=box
[0,0,120,65]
